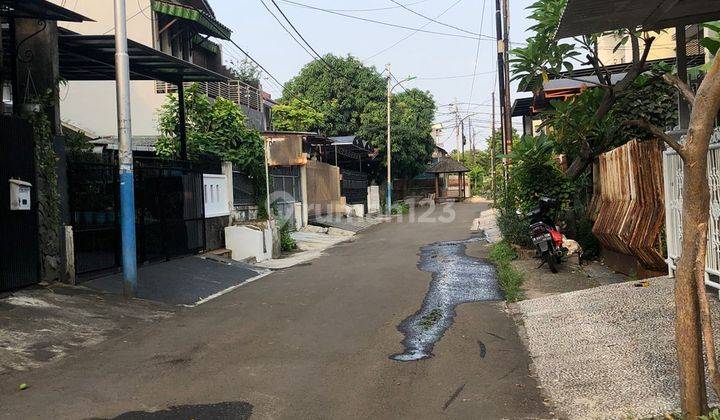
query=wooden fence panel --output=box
[592,139,666,270]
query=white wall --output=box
[52,0,166,138]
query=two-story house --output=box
[51,0,271,147]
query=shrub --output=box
[391,202,410,215]
[489,241,525,303]
[497,205,532,248]
[278,219,296,252]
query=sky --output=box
[212,0,535,152]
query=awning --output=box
[151,0,231,40]
[58,33,227,83]
[0,0,93,22]
[518,54,706,92]
[511,97,534,117]
[556,0,720,39]
[426,157,469,174]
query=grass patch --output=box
[488,241,525,303]
[391,202,411,215]
[418,308,443,330]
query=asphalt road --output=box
[0,203,550,419]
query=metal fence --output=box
[68,156,207,277]
[156,80,263,111]
[663,132,720,292]
[0,116,39,291]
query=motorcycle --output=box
[525,197,567,273]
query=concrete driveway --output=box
[0,203,550,419]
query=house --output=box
[263,131,348,228]
[50,0,274,143]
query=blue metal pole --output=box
[114,0,137,297]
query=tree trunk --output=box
[674,150,710,416]
[672,53,720,417]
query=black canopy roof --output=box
[426,157,469,174]
[0,0,92,22]
[556,0,720,39]
[58,33,227,83]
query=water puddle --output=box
[390,237,502,362]
[103,401,253,419]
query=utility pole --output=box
[491,92,496,203]
[454,99,460,160]
[502,0,512,159]
[114,0,138,297]
[386,63,392,215]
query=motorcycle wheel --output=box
[545,253,558,273]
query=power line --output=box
[465,0,488,116]
[278,0,483,40]
[416,71,495,80]
[312,0,432,12]
[364,0,465,62]
[267,0,344,77]
[387,0,486,37]
[258,0,317,60]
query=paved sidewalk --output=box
[515,276,720,419]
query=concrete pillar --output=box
[15,19,63,282]
[300,165,309,227]
[222,161,234,220]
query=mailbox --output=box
[9,179,31,211]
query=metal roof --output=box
[518,54,706,92]
[0,0,93,22]
[511,97,534,117]
[58,33,227,83]
[556,0,720,39]
[426,157,469,174]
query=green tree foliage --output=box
[155,83,265,187]
[357,88,437,181]
[282,54,386,136]
[229,58,261,87]
[271,98,325,132]
[509,0,579,93]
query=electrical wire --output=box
[258,0,317,60]
[277,0,483,40]
[311,0,432,13]
[267,0,344,78]
[465,0,487,116]
[387,0,486,37]
[363,0,465,62]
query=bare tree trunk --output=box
[630,52,720,417]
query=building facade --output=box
[50,0,271,141]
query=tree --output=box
[628,38,720,417]
[510,0,657,179]
[282,54,386,136]
[271,98,325,132]
[357,88,437,181]
[229,58,261,87]
[155,83,265,188]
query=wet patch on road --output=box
[102,401,253,419]
[390,237,502,362]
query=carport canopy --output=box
[0,0,92,22]
[555,0,720,38]
[58,32,227,83]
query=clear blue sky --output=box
[211,0,533,151]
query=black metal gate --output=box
[67,156,206,277]
[0,116,39,291]
[340,169,368,210]
[269,166,301,226]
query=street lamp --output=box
[386,63,416,215]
